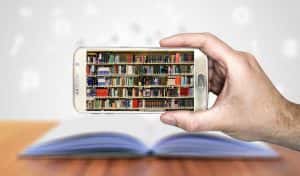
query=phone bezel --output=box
[73,47,208,114]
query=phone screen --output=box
[85,51,195,111]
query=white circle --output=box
[232,6,251,25]
[85,3,97,16]
[53,18,72,36]
[20,70,40,93]
[19,7,32,17]
[282,39,298,58]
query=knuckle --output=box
[185,119,198,132]
[236,50,258,68]
[201,32,217,42]
[245,53,256,62]
[236,50,251,58]
[202,32,216,38]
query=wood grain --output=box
[1,120,300,176]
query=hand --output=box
[160,33,300,150]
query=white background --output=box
[0,0,299,119]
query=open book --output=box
[21,117,278,158]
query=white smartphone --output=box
[73,47,208,113]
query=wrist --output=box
[267,100,300,150]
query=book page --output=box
[31,115,184,148]
[26,114,275,158]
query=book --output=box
[21,118,278,158]
[97,53,102,63]
[175,53,180,63]
[180,87,189,96]
[167,76,176,85]
[96,88,108,96]
[127,54,133,63]
[97,78,106,86]
[132,99,139,108]
[109,54,115,63]
[175,76,181,85]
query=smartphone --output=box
[73,47,208,113]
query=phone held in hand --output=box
[73,47,208,113]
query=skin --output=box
[160,33,300,151]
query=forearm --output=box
[266,101,300,150]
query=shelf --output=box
[87,107,194,111]
[89,96,193,99]
[87,85,193,88]
[86,51,194,111]
[88,73,193,77]
[87,62,194,65]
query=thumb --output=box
[160,110,222,132]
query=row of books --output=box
[86,99,194,110]
[86,65,193,75]
[87,76,193,87]
[87,52,193,64]
[86,87,194,97]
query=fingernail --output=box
[161,113,176,125]
[159,38,168,45]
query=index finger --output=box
[160,33,236,65]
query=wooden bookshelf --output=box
[87,62,194,65]
[87,73,193,77]
[87,107,194,111]
[86,51,195,111]
[90,96,194,99]
[87,85,193,88]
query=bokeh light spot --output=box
[232,6,251,25]
[282,39,298,58]
[20,70,40,93]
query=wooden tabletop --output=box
[1,120,300,176]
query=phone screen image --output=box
[85,51,195,111]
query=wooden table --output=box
[1,121,300,176]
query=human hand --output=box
[160,33,300,150]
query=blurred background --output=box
[0,0,299,119]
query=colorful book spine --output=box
[175,76,181,85]
[97,78,106,86]
[175,53,180,63]
[109,54,115,63]
[86,51,194,110]
[96,88,108,97]
[97,67,110,75]
[127,54,133,63]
